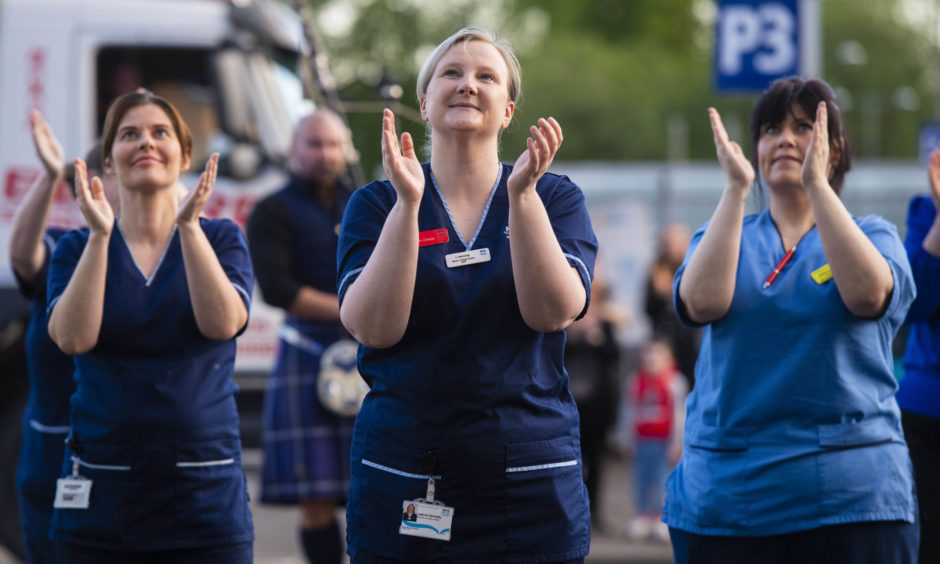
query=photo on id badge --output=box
[399,499,454,541]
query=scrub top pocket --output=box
[817,419,914,517]
[678,425,751,528]
[351,439,443,562]
[16,419,70,493]
[503,436,589,560]
[173,438,252,544]
[51,443,133,547]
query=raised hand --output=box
[177,153,218,226]
[30,109,65,177]
[928,147,940,210]
[381,109,424,205]
[507,117,563,198]
[801,101,831,190]
[709,107,754,190]
[73,158,114,236]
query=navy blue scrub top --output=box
[15,227,74,491]
[337,163,598,562]
[247,175,351,344]
[898,195,940,418]
[46,217,254,550]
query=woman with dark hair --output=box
[46,91,254,562]
[663,77,918,562]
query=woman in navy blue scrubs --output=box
[8,111,108,564]
[338,26,597,563]
[665,78,918,562]
[896,147,940,564]
[46,91,254,562]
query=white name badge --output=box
[445,248,490,268]
[54,478,92,509]
[399,500,454,541]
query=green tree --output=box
[296,0,940,177]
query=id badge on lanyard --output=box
[399,455,455,541]
[54,454,92,509]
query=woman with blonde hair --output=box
[338,26,597,562]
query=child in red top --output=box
[618,337,688,541]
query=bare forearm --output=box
[678,185,747,323]
[807,184,893,317]
[340,200,419,348]
[508,191,585,332]
[178,223,248,340]
[288,286,340,321]
[924,216,940,258]
[48,234,109,354]
[10,172,59,281]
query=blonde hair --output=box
[416,26,521,105]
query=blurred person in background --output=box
[565,277,622,531]
[9,111,117,564]
[644,222,699,388]
[617,337,686,543]
[337,26,597,562]
[247,109,356,564]
[665,77,918,563]
[895,146,940,564]
[47,91,254,562]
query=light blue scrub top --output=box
[664,209,917,536]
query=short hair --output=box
[749,77,853,194]
[64,141,104,198]
[101,91,193,167]
[416,26,521,105]
[293,107,354,161]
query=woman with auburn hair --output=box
[46,91,254,562]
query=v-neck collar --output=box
[429,165,502,251]
[115,219,178,287]
[764,209,816,253]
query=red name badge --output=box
[419,228,449,247]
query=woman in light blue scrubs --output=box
[46,92,254,563]
[337,26,597,563]
[665,77,918,563]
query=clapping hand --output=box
[801,101,831,191]
[30,109,65,177]
[928,147,940,211]
[708,107,754,191]
[381,109,424,206]
[507,117,563,198]
[73,158,114,236]
[177,153,218,226]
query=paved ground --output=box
[0,451,674,564]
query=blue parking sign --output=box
[716,0,800,92]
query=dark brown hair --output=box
[101,91,192,167]
[64,141,103,198]
[749,77,853,194]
